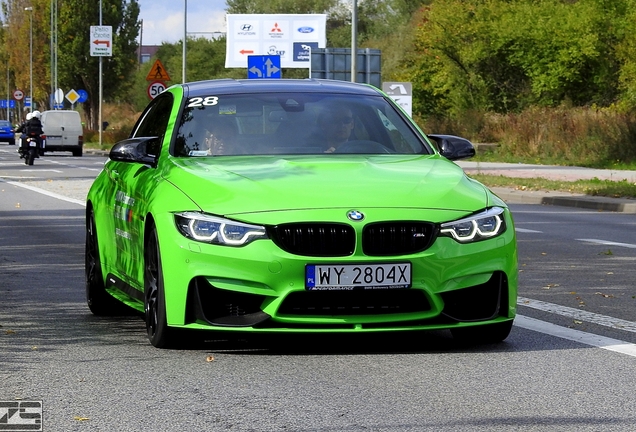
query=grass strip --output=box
[469,174,636,199]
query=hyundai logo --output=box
[347,210,365,221]
[298,26,315,33]
[241,24,252,31]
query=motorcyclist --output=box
[17,111,43,159]
[28,111,44,157]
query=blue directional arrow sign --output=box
[247,55,281,79]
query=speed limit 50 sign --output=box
[147,81,166,100]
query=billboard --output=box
[225,14,327,69]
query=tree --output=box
[2,0,52,116]
[401,0,626,118]
[56,0,140,129]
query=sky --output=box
[137,0,228,46]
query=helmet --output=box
[26,113,32,120]
[31,110,41,119]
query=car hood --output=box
[164,155,490,216]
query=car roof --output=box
[183,78,383,98]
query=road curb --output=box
[491,187,636,213]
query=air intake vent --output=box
[363,222,437,256]
[270,223,355,257]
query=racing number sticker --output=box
[187,96,219,107]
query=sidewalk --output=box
[457,161,636,213]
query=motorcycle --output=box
[19,132,41,166]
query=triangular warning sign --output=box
[146,59,171,81]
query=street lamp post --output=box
[25,6,33,113]
[183,0,187,83]
[2,24,9,121]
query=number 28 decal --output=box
[187,96,219,107]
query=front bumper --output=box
[155,209,518,334]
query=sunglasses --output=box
[335,116,353,125]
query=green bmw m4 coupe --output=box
[85,78,517,348]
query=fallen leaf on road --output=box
[73,416,90,421]
[206,356,215,362]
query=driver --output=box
[308,104,355,153]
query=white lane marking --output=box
[515,228,543,233]
[0,179,85,207]
[515,315,636,357]
[20,169,63,173]
[518,297,636,333]
[49,159,102,172]
[577,238,636,249]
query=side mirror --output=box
[109,137,159,166]
[427,134,476,161]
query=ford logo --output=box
[347,210,364,221]
[297,26,315,33]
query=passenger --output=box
[307,104,355,153]
[206,116,241,155]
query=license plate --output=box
[29,141,36,147]
[46,136,62,144]
[306,263,411,291]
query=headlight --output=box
[175,212,268,246]
[439,207,506,243]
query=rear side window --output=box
[131,93,174,145]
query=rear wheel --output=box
[86,209,128,315]
[450,320,514,345]
[26,148,35,165]
[144,227,175,348]
[72,147,83,157]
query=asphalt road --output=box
[2,147,636,431]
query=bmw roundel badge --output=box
[347,210,365,221]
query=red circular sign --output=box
[13,89,24,101]
[147,81,166,100]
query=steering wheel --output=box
[334,140,393,154]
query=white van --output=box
[41,110,84,156]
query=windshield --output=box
[172,92,432,157]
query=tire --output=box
[450,320,514,345]
[26,149,35,165]
[8,139,15,145]
[85,208,128,315]
[144,227,175,348]
[72,147,83,157]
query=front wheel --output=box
[144,227,175,348]
[450,320,514,345]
